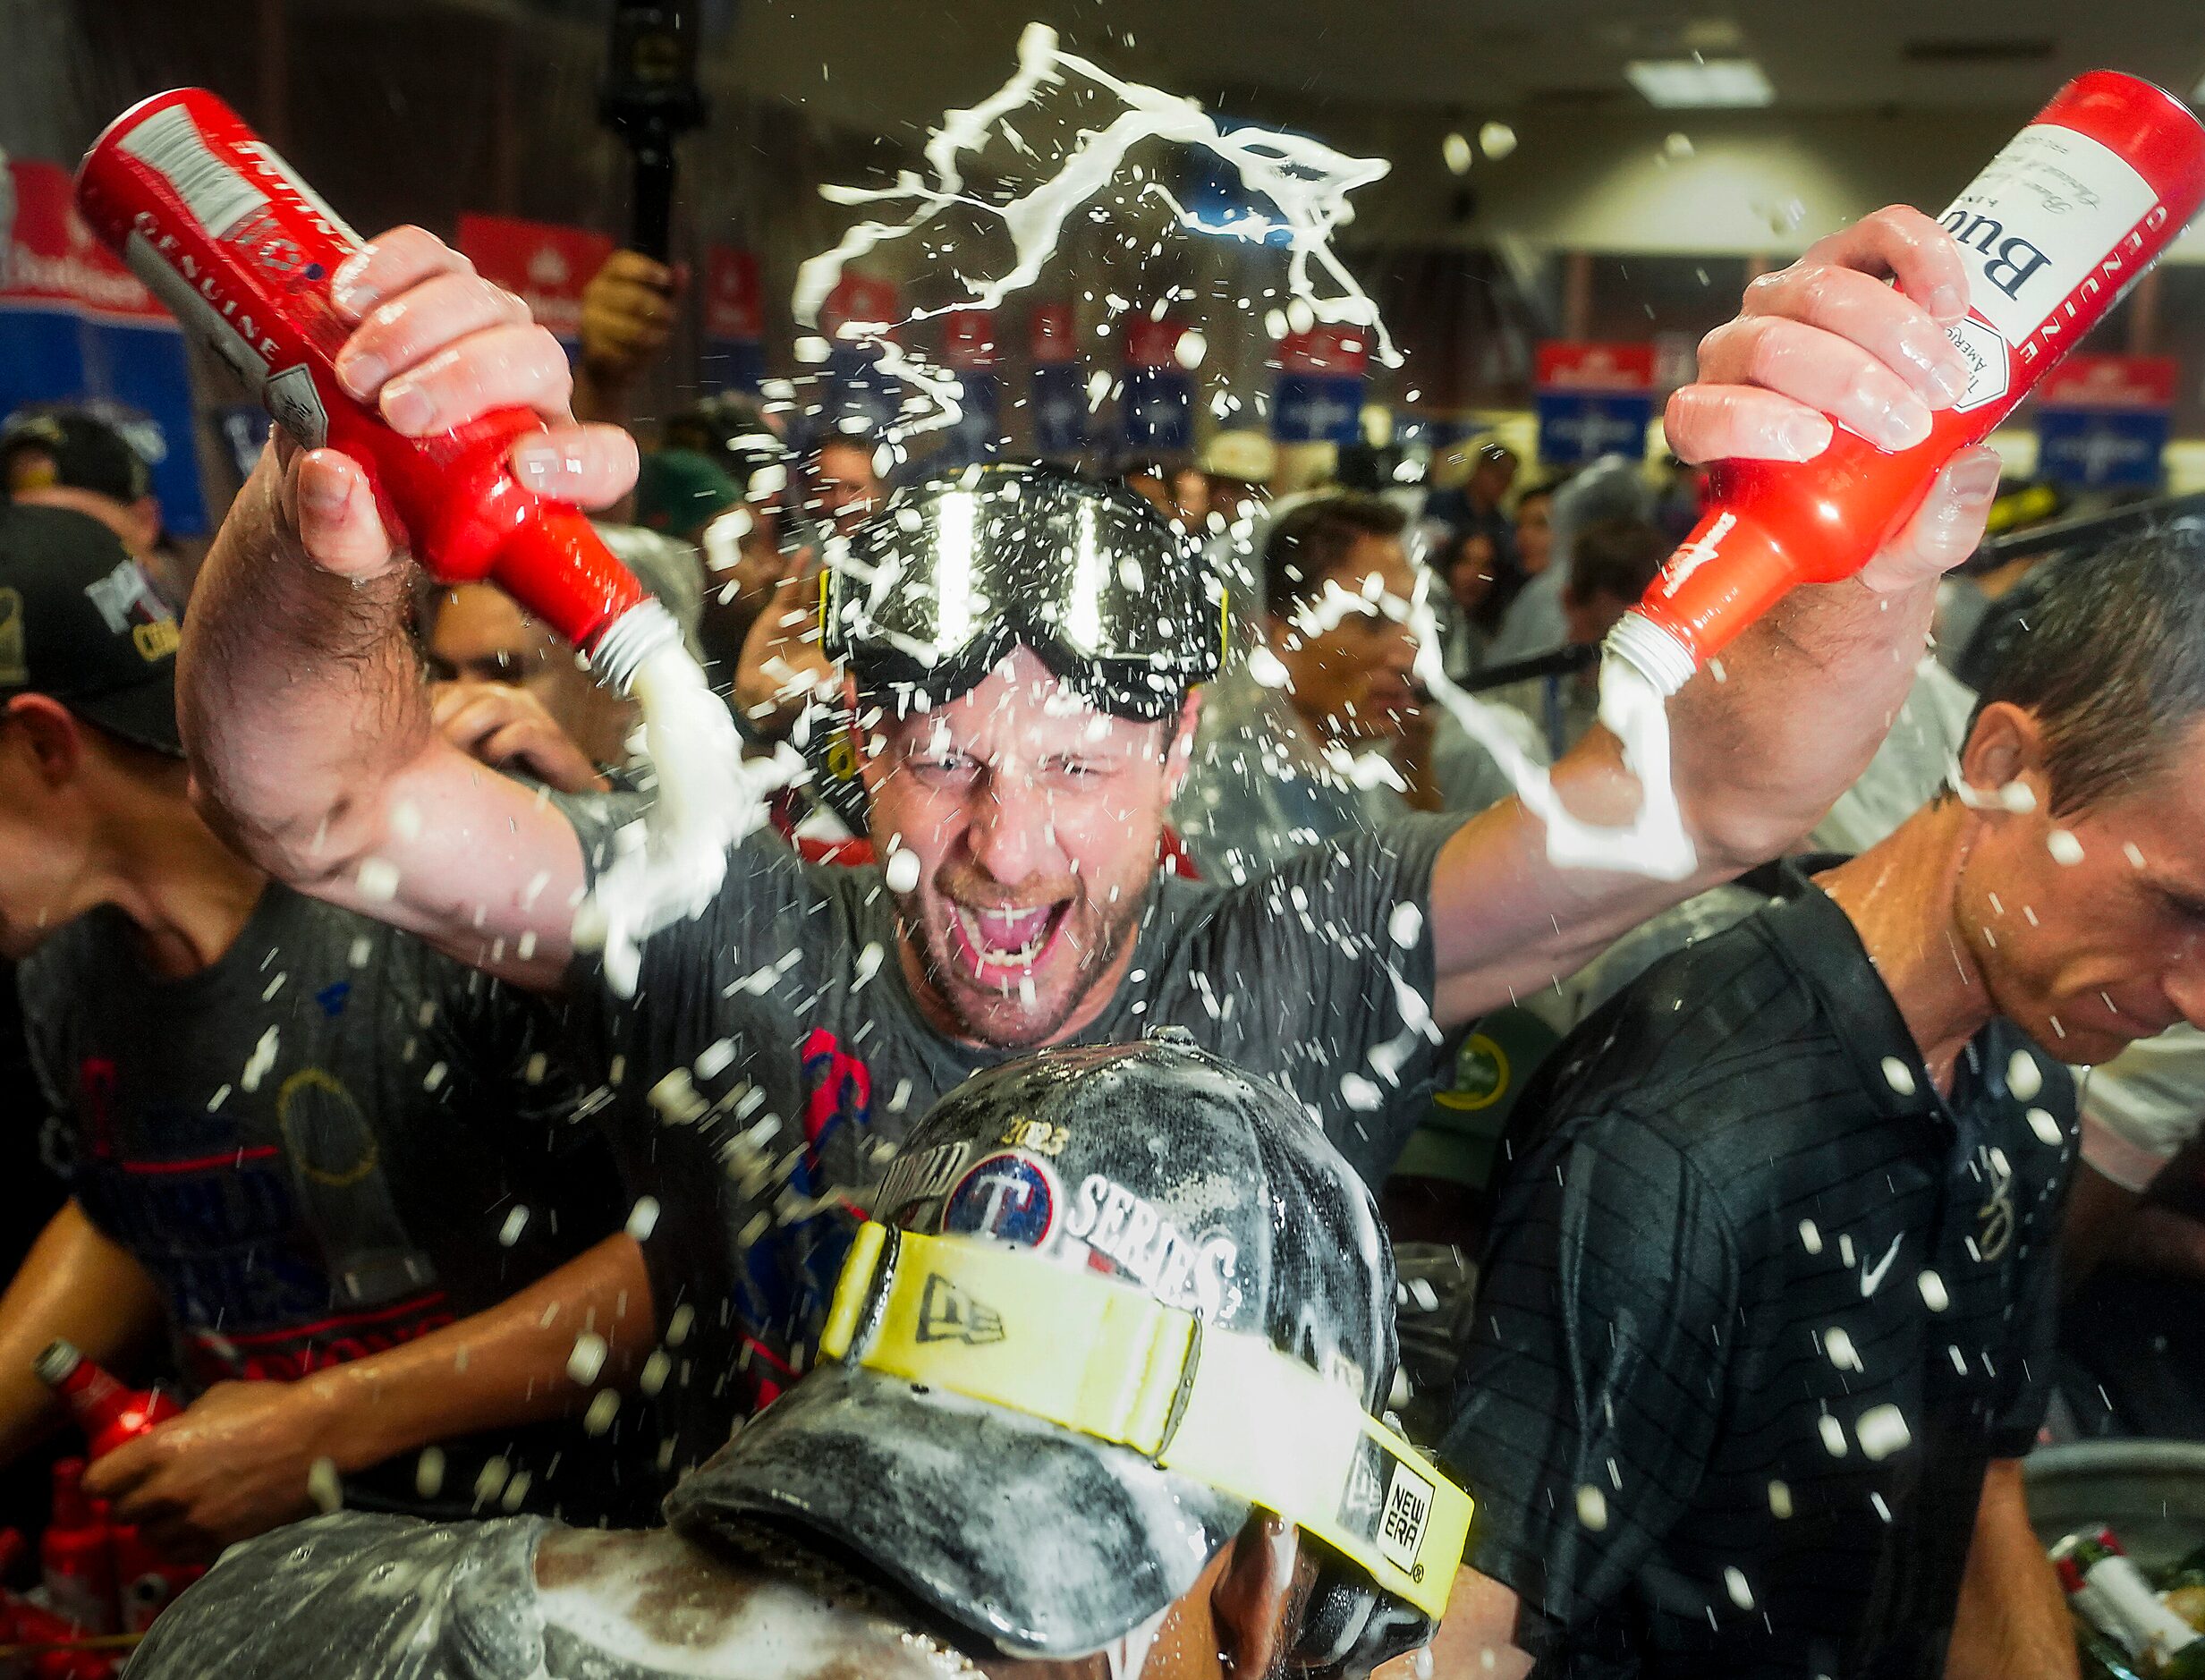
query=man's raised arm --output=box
[179,227,641,990]
[1429,208,2001,1026]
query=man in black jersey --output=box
[1438,531,2205,1678]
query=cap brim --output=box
[665,1361,1247,1659]
[67,667,182,757]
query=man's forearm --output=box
[0,1203,163,1466]
[1946,1459,2079,1680]
[303,1235,654,1475]
[178,447,431,887]
[1667,575,1938,870]
[2101,1206,2205,1284]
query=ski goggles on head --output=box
[819,461,1225,721]
[820,1220,1474,1623]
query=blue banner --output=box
[1031,362,1088,457]
[1122,367,1193,454]
[1273,372,1365,445]
[704,336,767,396]
[2034,407,2168,490]
[1534,391,1653,466]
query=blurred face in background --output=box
[1469,448,1517,511]
[807,439,881,538]
[1268,533,1421,746]
[1514,492,1554,577]
[423,584,634,768]
[1446,530,1499,616]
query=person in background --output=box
[1485,454,1653,665]
[1198,428,1277,530]
[569,250,680,431]
[422,521,706,786]
[1650,452,1705,543]
[801,431,884,539]
[1427,439,1519,572]
[1441,528,2205,1680]
[3,405,190,609]
[1169,460,1210,525]
[1512,475,1557,581]
[1170,493,1532,883]
[120,1039,1472,1680]
[1434,524,1521,685]
[0,503,657,1554]
[1480,517,1666,759]
[633,433,804,692]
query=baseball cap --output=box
[0,503,182,755]
[666,1034,1466,1661]
[1200,428,1277,487]
[2,408,152,507]
[633,448,743,538]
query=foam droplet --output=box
[2026,1107,2064,1146]
[1724,1566,1754,1610]
[1798,1218,1823,1256]
[2048,829,2084,866]
[1918,1269,1949,1311]
[307,1456,343,1514]
[1478,121,1517,159]
[356,857,402,902]
[567,1332,608,1385]
[1576,1485,1609,1531]
[885,848,921,894]
[1880,1056,1917,1097]
[626,1196,661,1242]
[1767,1480,1793,1519]
[413,1447,445,1500]
[1388,902,1424,949]
[2007,1050,2043,1100]
[1856,1404,1912,1462]
[1819,1414,1848,1457]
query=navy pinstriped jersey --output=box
[1441,866,2078,1679]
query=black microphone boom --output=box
[598,1,708,262]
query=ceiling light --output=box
[1626,57,1775,109]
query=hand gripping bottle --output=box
[1607,72,2205,697]
[33,1342,181,1462]
[72,90,681,690]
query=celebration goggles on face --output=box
[818,461,1225,721]
[819,1220,1473,1622]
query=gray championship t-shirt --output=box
[19,884,651,1522]
[556,798,1461,1464]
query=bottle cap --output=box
[31,1340,81,1387]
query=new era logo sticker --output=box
[916,1272,1005,1345]
[1378,1459,1435,1574]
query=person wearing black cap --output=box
[119,1036,1475,1680]
[1,405,182,607]
[174,213,1998,1476]
[0,501,663,1551]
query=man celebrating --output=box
[122,1036,1471,1680]
[176,209,1996,1458]
[1436,531,2205,1677]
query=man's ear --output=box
[3,693,87,787]
[1955,700,2048,813]
[1211,1513,1305,1678]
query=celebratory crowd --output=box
[3,199,2204,1680]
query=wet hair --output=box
[1971,523,2205,814]
[1512,474,1562,512]
[1260,493,1408,620]
[1564,518,1667,607]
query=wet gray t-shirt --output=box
[555,798,1460,1464]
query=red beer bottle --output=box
[37,1461,114,1637]
[72,90,680,687]
[33,1341,182,1461]
[1607,72,2205,696]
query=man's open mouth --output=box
[948,898,1071,979]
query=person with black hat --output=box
[174,211,1997,1474]
[1,404,185,608]
[0,501,665,1551]
[119,1035,1478,1680]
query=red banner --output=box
[1534,341,1656,392]
[454,214,613,342]
[1279,324,1370,376]
[3,160,165,321]
[820,273,900,339]
[941,309,997,370]
[1030,302,1076,365]
[704,246,763,342]
[2037,352,2177,409]
[1123,315,1186,370]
